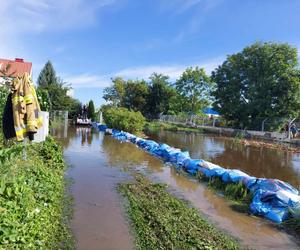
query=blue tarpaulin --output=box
[203,108,219,116]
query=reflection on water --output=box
[148,130,300,189]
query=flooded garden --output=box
[54,125,300,249]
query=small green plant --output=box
[196,174,252,204]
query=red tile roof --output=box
[0,58,32,77]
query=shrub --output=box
[103,107,146,133]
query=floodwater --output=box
[53,126,300,250]
[148,130,300,189]
[55,126,133,250]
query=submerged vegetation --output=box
[119,173,240,250]
[0,137,73,249]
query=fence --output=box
[50,110,69,138]
[159,114,300,139]
[159,114,226,128]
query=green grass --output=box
[0,137,74,249]
[144,121,203,133]
[119,173,240,250]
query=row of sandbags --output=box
[93,123,300,223]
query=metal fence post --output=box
[262,118,268,132]
[288,117,296,139]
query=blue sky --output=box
[1,0,300,108]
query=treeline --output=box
[103,68,213,119]
[103,42,300,129]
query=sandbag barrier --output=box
[92,123,300,223]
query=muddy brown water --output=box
[53,126,300,250]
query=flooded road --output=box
[54,126,299,249]
[56,126,133,250]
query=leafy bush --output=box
[103,107,146,133]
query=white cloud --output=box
[65,56,224,89]
[0,0,116,60]
[116,57,223,81]
[160,0,222,14]
[65,73,111,88]
[0,0,115,36]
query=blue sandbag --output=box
[222,169,250,183]
[183,159,202,174]
[250,188,295,223]
[98,124,108,131]
[289,201,300,219]
[175,151,190,166]
[265,208,289,223]
[197,161,225,178]
[137,139,146,147]
[168,149,182,163]
[143,140,159,151]
[210,167,226,178]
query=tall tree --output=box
[37,61,57,88]
[87,100,96,121]
[212,42,300,129]
[103,77,126,107]
[37,61,73,111]
[146,73,177,119]
[175,67,212,114]
[123,79,149,115]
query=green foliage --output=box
[103,107,146,133]
[36,88,51,111]
[37,61,57,89]
[103,77,126,107]
[123,80,149,114]
[0,85,9,127]
[198,175,252,203]
[176,67,213,114]
[0,137,73,249]
[212,42,300,129]
[147,73,178,119]
[87,100,96,121]
[68,98,82,119]
[103,76,182,119]
[37,61,82,118]
[119,173,239,250]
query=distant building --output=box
[0,58,32,85]
[203,107,220,117]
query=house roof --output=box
[0,58,32,78]
[203,108,220,116]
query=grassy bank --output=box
[144,121,203,133]
[119,173,240,250]
[0,137,73,249]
